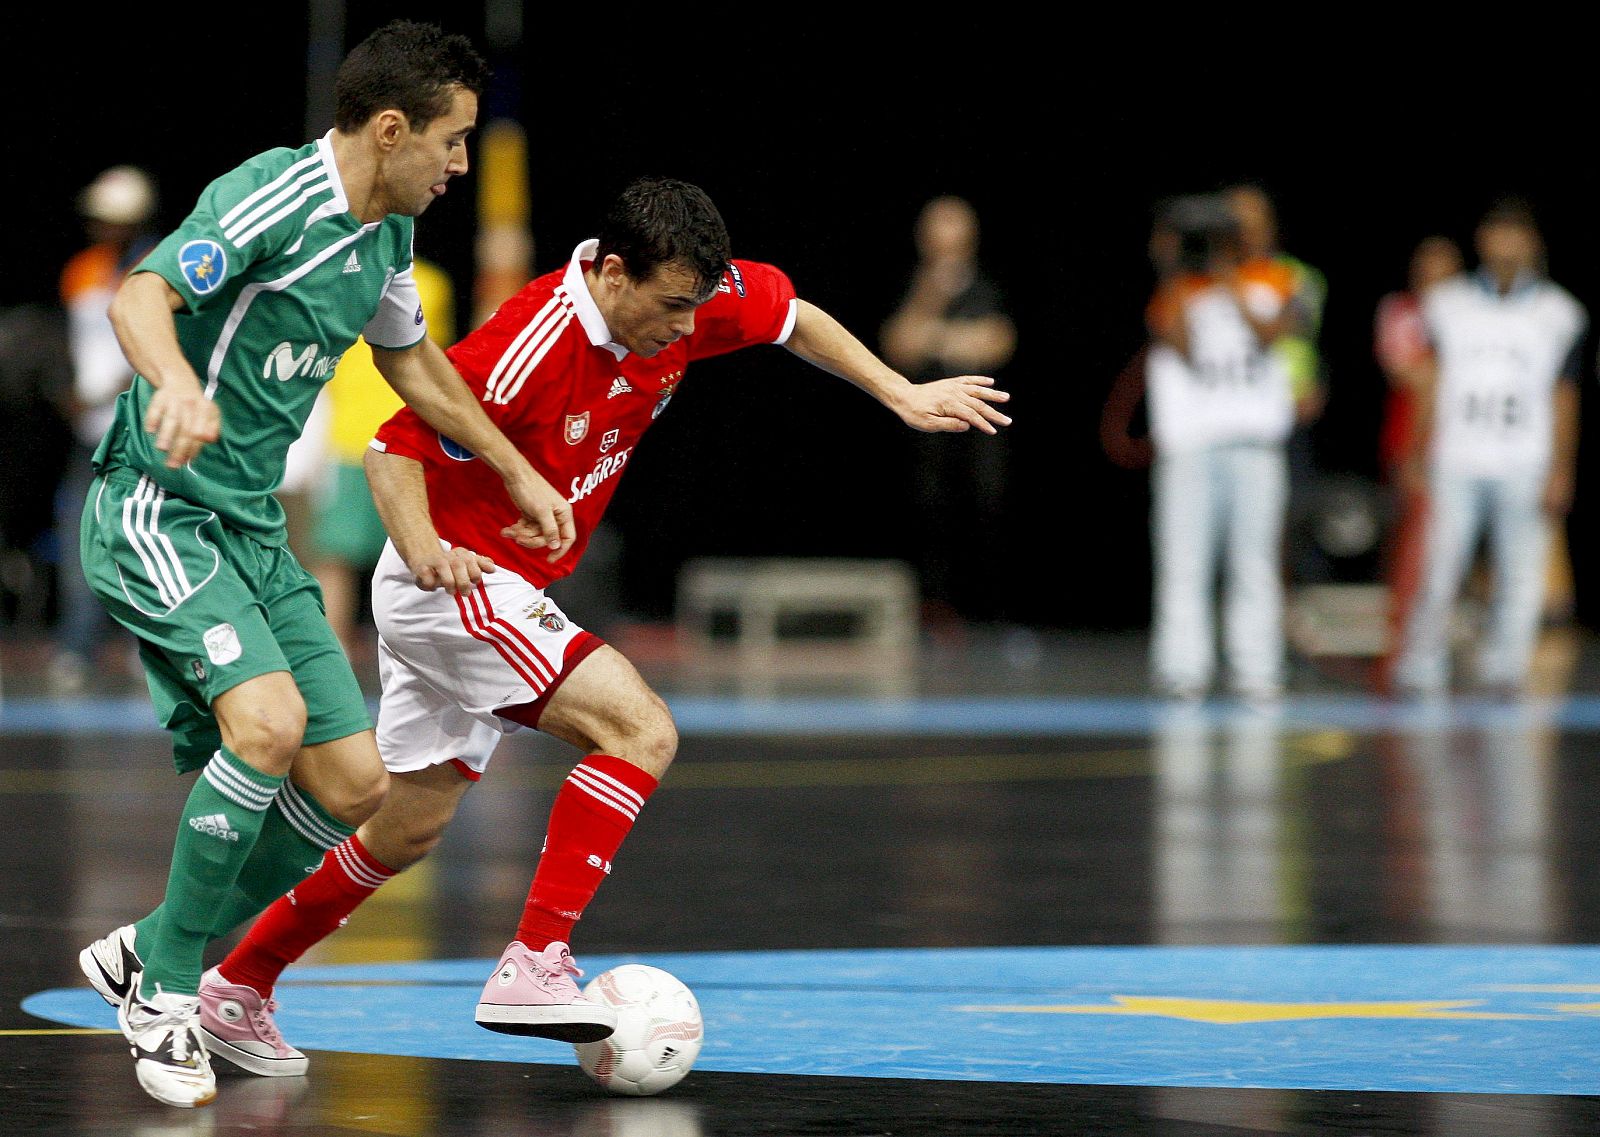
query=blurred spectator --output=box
[1100,206,1185,472]
[48,166,158,692]
[1372,235,1464,693]
[0,305,72,632]
[1143,193,1299,702]
[880,195,1016,626]
[1393,200,1586,697]
[1226,185,1329,584]
[308,256,456,663]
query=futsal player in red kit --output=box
[185,177,1011,1073]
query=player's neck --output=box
[328,130,387,224]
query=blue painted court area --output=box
[0,692,1592,736]
[24,945,1600,1093]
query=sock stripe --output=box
[275,781,351,851]
[568,766,642,821]
[574,763,647,809]
[203,753,277,812]
[332,840,393,890]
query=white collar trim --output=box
[564,239,628,360]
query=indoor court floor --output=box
[4,622,1600,1135]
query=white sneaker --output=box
[119,987,217,1108]
[79,924,143,1007]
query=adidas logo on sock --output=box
[189,813,240,842]
[343,249,362,274]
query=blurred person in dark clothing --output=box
[881,195,1016,626]
[0,304,73,629]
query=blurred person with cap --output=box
[50,165,159,694]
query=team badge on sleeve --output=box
[564,412,591,445]
[179,239,228,295]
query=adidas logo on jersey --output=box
[342,249,361,274]
[189,813,240,842]
[607,376,634,399]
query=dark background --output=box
[12,10,1600,632]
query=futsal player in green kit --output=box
[72,21,574,1108]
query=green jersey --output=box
[93,134,430,544]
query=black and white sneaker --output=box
[79,925,143,1007]
[119,986,217,1108]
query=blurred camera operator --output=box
[1142,193,1300,702]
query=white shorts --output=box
[370,539,602,779]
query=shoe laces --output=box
[131,989,202,1065]
[534,944,583,981]
[252,997,285,1045]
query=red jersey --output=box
[373,240,798,586]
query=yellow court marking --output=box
[956,995,1555,1024]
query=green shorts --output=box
[311,461,388,566]
[80,468,373,773]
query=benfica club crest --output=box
[564,412,591,445]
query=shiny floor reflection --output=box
[5,628,1600,1134]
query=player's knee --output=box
[223,704,309,777]
[380,812,450,870]
[324,765,390,828]
[627,696,678,778]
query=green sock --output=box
[137,747,283,999]
[209,779,356,937]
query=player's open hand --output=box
[409,546,497,595]
[900,375,1012,434]
[502,469,576,563]
[144,381,221,468]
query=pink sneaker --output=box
[197,967,308,1077]
[475,940,617,1043]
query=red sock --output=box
[219,835,396,998]
[516,754,658,949]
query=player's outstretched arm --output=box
[363,447,498,595]
[784,300,1012,434]
[372,337,576,562]
[107,271,221,468]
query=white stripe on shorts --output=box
[456,589,557,689]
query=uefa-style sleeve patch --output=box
[178,239,228,295]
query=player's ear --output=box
[598,254,630,289]
[372,109,407,151]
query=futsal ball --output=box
[573,964,703,1096]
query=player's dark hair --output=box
[334,20,489,133]
[596,177,732,297]
[1479,195,1541,236]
